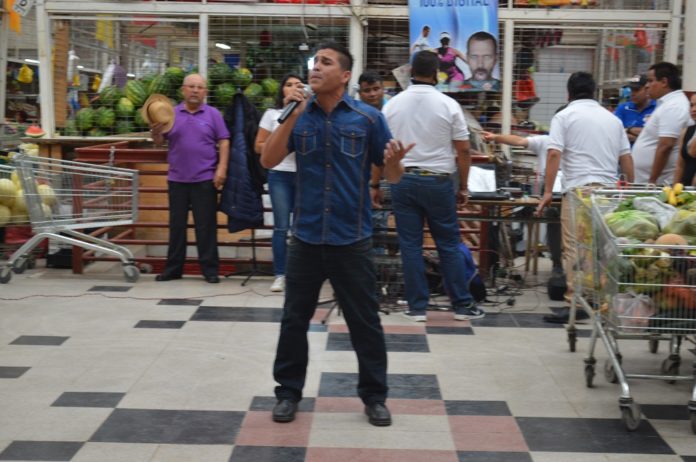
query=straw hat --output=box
[141,94,175,133]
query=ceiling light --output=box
[215,43,231,50]
[77,65,84,69]
[127,73,135,77]
[24,58,39,64]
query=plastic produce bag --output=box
[613,292,655,331]
[604,210,660,240]
[663,210,696,244]
[632,196,677,229]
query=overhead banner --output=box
[408,0,499,92]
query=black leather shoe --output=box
[272,399,298,423]
[205,275,220,284]
[155,274,182,282]
[364,402,392,427]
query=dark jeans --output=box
[163,180,219,278]
[273,237,388,405]
[390,174,473,313]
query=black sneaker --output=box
[401,311,427,322]
[454,303,485,321]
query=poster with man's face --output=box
[408,0,499,92]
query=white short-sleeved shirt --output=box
[526,134,563,193]
[548,99,631,192]
[382,84,468,174]
[259,108,296,172]
[631,89,691,184]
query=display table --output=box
[22,135,152,160]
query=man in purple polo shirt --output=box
[150,73,230,283]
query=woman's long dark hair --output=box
[275,73,304,109]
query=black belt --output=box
[404,167,451,178]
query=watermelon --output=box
[259,97,275,112]
[139,73,157,90]
[24,125,45,138]
[115,120,133,135]
[208,63,235,85]
[115,97,135,118]
[134,109,148,129]
[75,108,96,131]
[148,75,171,97]
[233,68,253,88]
[125,80,147,107]
[164,67,185,87]
[261,78,279,97]
[243,83,263,103]
[88,128,107,137]
[215,83,237,107]
[63,119,80,136]
[95,107,116,129]
[99,85,122,107]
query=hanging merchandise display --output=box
[16,64,34,84]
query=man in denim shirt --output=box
[261,42,410,427]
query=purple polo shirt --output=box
[164,103,230,182]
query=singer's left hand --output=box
[384,139,414,166]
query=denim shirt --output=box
[288,92,392,245]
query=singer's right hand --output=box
[283,87,309,114]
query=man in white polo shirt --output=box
[632,62,691,184]
[381,50,484,323]
[537,71,634,303]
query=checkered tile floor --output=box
[1,265,696,461]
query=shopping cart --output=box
[0,153,140,283]
[581,189,696,431]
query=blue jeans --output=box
[273,237,388,405]
[268,170,296,276]
[390,174,473,313]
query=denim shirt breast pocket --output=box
[339,127,367,158]
[294,127,318,156]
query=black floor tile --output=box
[249,396,315,412]
[229,446,306,462]
[575,329,593,338]
[0,366,30,378]
[642,404,689,420]
[326,333,429,353]
[157,299,204,306]
[88,286,132,292]
[517,417,674,454]
[190,306,282,323]
[134,320,186,329]
[318,372,441,400]
[90,409,245,444]
[0,441,83,461]
[426,326,474,335]
[681,457,696,461]
[445,400,512,416]
[52,392,125,408]
[457,452,532,462]
[10,335,69,346]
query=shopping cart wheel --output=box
[0,266,12,284]
[620,400,641,431]
[568,329,577,352]
[649,338,659,354]
[11,257,28,274]
[604,358,621,384]
[123,265,140,283]
[27,258,36,270]
[584,363,595,388]
[661,356,680,384]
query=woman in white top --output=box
[254,74,304,292]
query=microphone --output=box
[277,87,313,124]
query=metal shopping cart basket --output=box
[0,153,140,284]
[581,188,696,431]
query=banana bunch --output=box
[660,184,692,206]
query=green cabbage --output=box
[604,210,660,241]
